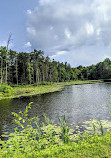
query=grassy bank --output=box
[62,80,102,85]
[0,80,101,100]
[1,104,111,158]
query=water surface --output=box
[0,83,111,135]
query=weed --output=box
[58,115,69,143]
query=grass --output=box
[62,80,102,86]
[13,84,64,97]
[0,84,64,100]
[1,133,111,158]
[1,103,111,158]
[0,80,101,100]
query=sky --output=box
[1,0,111,67]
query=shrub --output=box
[0,84,14,96]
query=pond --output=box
[0,83,111,135]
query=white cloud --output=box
[39,0,55,5]
[26,0,111,66]
[27,27,36,36]
[56,50,67,55]
[85,23,94,35]
[27,9,32,15]
[64,28,71,39]
[24,42,32,48]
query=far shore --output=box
[0,80,102,100]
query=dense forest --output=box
[0,46,111,85]
[77,58,111,80]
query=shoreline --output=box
[0,80,102,100]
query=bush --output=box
[0,84,14,96]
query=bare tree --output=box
[5,33,12,84]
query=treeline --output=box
[78,58,111,80]
[0,46,111,85]
[0,46,78,85]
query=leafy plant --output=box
[83,119,108,135]
[1,104,111,158]
[12,102,35,131]
[98,120,104,135]
[0,103,64,157]
[58,115,69,143]
[0,84,14,96]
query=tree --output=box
[0,46,4,84]
[5,33,12,84]
[32,49,44,83]
[15,53,18,85]
[44,56,50,82]
[0,46,7,84]
[27,54,34,84]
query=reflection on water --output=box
[0,83,111,135]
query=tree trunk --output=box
[5,33,11,84]
[16,56,18,85]
[0,58,3,84]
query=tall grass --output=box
[58,115,69,143]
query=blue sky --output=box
[0,0,37,51]
[1,0,111,67]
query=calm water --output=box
[0,83,111,135]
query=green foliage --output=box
[1,104,111,158]
[79,58,111,80]
[12,102,34,130]
[0,45,111,86]
[82,119,111,135]
[98,120,104,135]
[33,81,52,86]
[0,84,14,96]
[0,80,100,100]
[58,115,69,143]
[38,81,52,85]
[26,58,34,84]
[0,104,63,157]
